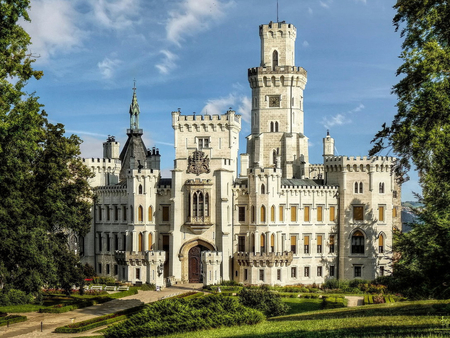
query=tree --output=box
[0,1,93,295]
[370,1,450,298]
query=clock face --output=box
[269,96,280,107]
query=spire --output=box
[129,79,140,130]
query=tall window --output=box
[123,206,127,221]
[291,206,297,222]
[378,234,384,253]
[330,265,335,277]
[277,269,281,281]
[270,234,275,252]
[360,182,363,193]
[304,267,310,277]
[279,206,284,222]
[379,266,385,276]
[354,266,362,278]
[351,231,365,254]
[106,206,110,221]
[251,206,256,223]
[148,206,153,222]
[136,268,141,280]
[290,236,297,253]
[379,182,385,193]
[98,234,102,252]
[138,206,143,222]
[353,206,364,221]
[272,50,278,69]
[317,235,323,254]
[138,184,143,194]
[270,121,274,132]
[304,206,310,222]
[393,207,397,218]
[271,206,275,222]
[329,235,335,253]
[238,236,246,252]
[260,205,266,223]
[275,121,279,132]
[130,205,133,222]
[304,236,310,254]
[291,267,297,278]
[106,234,110,251]
[317,266,322,277]
[148,232,153,250]
[114,234,119,250]
[260,234,265,253]
[238,206,246,222]
[98,207,102,221]
[378,206,385,222]
[191,191,209,220]
[354,182,359,193]
[259,269,264,281]
[317,206,323,222]
[162,206,170,222]
[261,184,265,194]
[138,233,143,251]
[114,206,119,221]
[354,182,363,193]
[330,206,336,222]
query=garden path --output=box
[345,296,364,307]
[1,283,203,338]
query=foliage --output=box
[283,297,323,315]
[140,283,156,291]
[103,294,264,338]
[0,289,34,306]
[369,1,450,298]
[238,285,289,317]
[322,296,348,309]
[0,1,93,296]
[0,315,27,327]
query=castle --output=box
[80,21,401,287]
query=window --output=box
[238,206,245,222]
[123,234,126,251]
[238,236,246,252]
[304,206,310,222]
[115,206,119,221]
[136,268,141,280]
[106,234,110,251]
[98,234,102,252]
[291,267,297,278]
[114,264,118,275]
[317,235,323,254]
[379,234,384,253]
[317,206,323,222]
[130,205,133,222]
[353,206,364,221]
[270,121,274,132]
[272,50,278,69]
[138,233,143,251]
[251,206,256,223]
[162,206,170,222]
[191,191,210,220]
[98,207,102,221]
[279,206,284,222]
[275,122,279,132]
[379,182,385,194]
[304,236,310,254]
[378,206,385,222]
[98,263,102,274]
[198,137,209,149]
[317,266,322,277]
[351,231,365,254]
[115,234,119,250]
[138,206,143,222]
[393,207,398,218]
[354,266,362,278]
[277,269,281,281]
[304,267,310,277]
[270,234,275,252]
[291,206,297,222]
[271,206,275,222]
[329,235,335,253]
[138,184,143,194]
[244,269,248,280]
[148,206,153,222]
[260,234,265,253]
[106,264,110,274]
[354,182,359,193]
[290,235,297,253]
[261,184,265,194]
[330,206,336,222]
[106,206,110,221]
[260,205,266,223]
[259,269,264,281]
[148,232,153,250]
[123,206,127,221]
[360,182,363,193]
[380,266,385,276]
[393,190,398,198]
[330,265,335,277]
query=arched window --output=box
[138,233,143,251]
[193,193,198,217]
[271,234,275,252]
[354,182,359,193]
[138,184,143,194]
[270,121,274,132]
[379,182,385,193]
[273,150,277,165]
[130,205,133,222]
[260,205,266,223]
[251,206,256,223]
[205,193,209,217]
[272,50,279,69]
[261,184,265,194]
[198,192,204,217]
[106,206,110,221]
[148,206,153,222]
[271,205,275,222]
[114,206,119,221]
[138,206,143,222]
[378,234,384,253]
[148,232,153,251]
[351,230,365,254]
[359,182,363,193]
[260,233,265,253]
[275,121,279,132]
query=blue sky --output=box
[22,0,419,201]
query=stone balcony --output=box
[185,216,213,234]
[233,251,294,268]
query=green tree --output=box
[0,0,93,296]
[370,1,450,298]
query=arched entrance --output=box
[188,245,208,283]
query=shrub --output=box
[0,315,27,326]
[238,286,289,317]
[220,280,242,286]
[373,294,385,304]
[140,283,156,291]
[0,289,34,306]
[322,296,347,309]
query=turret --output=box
[103,135,120,159]
[323,130,335,157]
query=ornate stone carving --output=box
[187,150,210,175]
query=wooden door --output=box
[188,246,201,283]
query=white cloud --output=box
[349,103,365,113]
[355,0,367,4]
[200,91,250,122]
[155,50,178,74]
[303,40,309,48]
[308,7,313,15]
[320,103,365,129]
[319,1,329,8]
[237,96,251,123]
[98,57,123,79]
[24,0,85,62]
[90,0,141,30]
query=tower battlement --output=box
[259,21,296,39]
[172,110,241,131]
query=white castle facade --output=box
[80,21,401,287]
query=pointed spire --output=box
[130,79,140,130]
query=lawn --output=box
[283,297,323,315]
[156,299,450,338]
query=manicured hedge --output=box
[0,315,27,326]
[104,294,264,338]
[322,296,348,309]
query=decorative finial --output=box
[327,129,330,136]
[132,78,136,93]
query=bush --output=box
[104,294,264,338]
[140,283,156,291]
[220,280,242,286]
[0,315,27,326]
[238,286,289,317]
[0,289,34,306]
[322,296,347,309]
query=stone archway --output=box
[179,238,216,283]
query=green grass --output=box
[0,304,47,313]
[155,299,450,338]
[283,298,323,315]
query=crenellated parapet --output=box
[172,110,241,132]
[248,67,307,89]
[324,155,397,173]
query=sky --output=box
[22,0,419,201]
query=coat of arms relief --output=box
[187,150,210,175]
